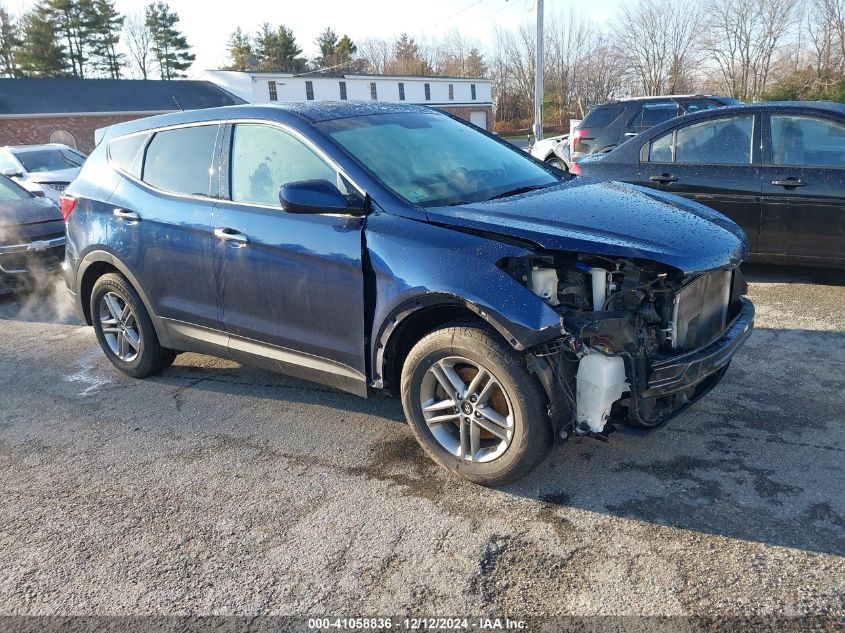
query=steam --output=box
[8,270,79,325]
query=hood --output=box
[425,178,749,275]
[24,168,79,184]
[0,197,64,245]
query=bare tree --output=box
[124,11,152,79]
[703,0,799,100]
[611,0,702,95]
[357,37,391,74]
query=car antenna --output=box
[172,96,184,111]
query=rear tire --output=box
[90,272,176,378]
[400,324,552,486]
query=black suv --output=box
[570,95,742,161]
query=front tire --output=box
[90,272,176,378]
[545,156,567,171]
[400,324,552,486]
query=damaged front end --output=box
[501,253,754,438]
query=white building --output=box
[200,70,493,130]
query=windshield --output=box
[317,112,558,207]
[14,149,86,173]
[0,176,29,202]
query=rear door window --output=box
[142,125,220,196]
[580,105,624,128]
[683,99,722,114]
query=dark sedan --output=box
[0,175,65,291]
[575,101,845,268]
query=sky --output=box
[12,0,624,76]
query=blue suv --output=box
[63,103,754,485]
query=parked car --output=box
[530,133,570,169]
[574,101,845,268]
[570,95,742,162]
[0,144,87,202]
[63,102,753,485]
[0,174,65,292]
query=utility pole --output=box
[533,0,544,142]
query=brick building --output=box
[0,79,244,153]
[200,70,494,130]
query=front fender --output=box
[365,213,564,385]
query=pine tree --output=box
[334,34,356,66]
[145,2,194,79]
[15,8,67,77]
[464,47,487,79]
[88,0,124,78]
[390,33,430,76]
[254,23,304,72]
[43,0,96,78]
[0,6,22,77]
[314,27,337,68]
[226,27,254,71]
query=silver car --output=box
[0,144,87,202]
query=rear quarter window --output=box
[580,105,624,128]
[142,125,220,196]
[108,134,149,178]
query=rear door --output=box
[213,121,368,394]
[759,112,845,261]
[107,124,224,332]
[638,112,763,252]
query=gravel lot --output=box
[0,265,843,622]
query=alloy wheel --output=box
[419,356,515,463]
[98,291,141,362]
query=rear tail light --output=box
[59,194,77,222]
[569,162,582,176]
[571,128,588,149]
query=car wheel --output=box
[400,324,552,486]
[545,156,567,171]
[90,272,176,378]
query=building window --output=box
[471,84,476,100]
[339,81,347,100]
[268,80,278,101]
[305,81,314,100]
[369,82,377,100]
[398,82,405,101]
[424,83,431,101]
[448,84,454,100]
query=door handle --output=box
[214,227,248,244]
[771,178,806,188]
[650,173,678,184]
[113,208,140,221]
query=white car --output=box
[529,133,570,170]
[0,144,87,203]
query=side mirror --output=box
[279,179,365,215]
[1,167,23,178]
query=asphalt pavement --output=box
[0,265,843,622]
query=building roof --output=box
[205,69,491,82]
[0,79,245,116]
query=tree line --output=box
[223,25,487,79]
[0,0,194,80]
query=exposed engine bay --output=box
[500,254,749,437]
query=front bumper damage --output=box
[531,296,754,436]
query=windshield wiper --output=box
[486,184,550,201]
